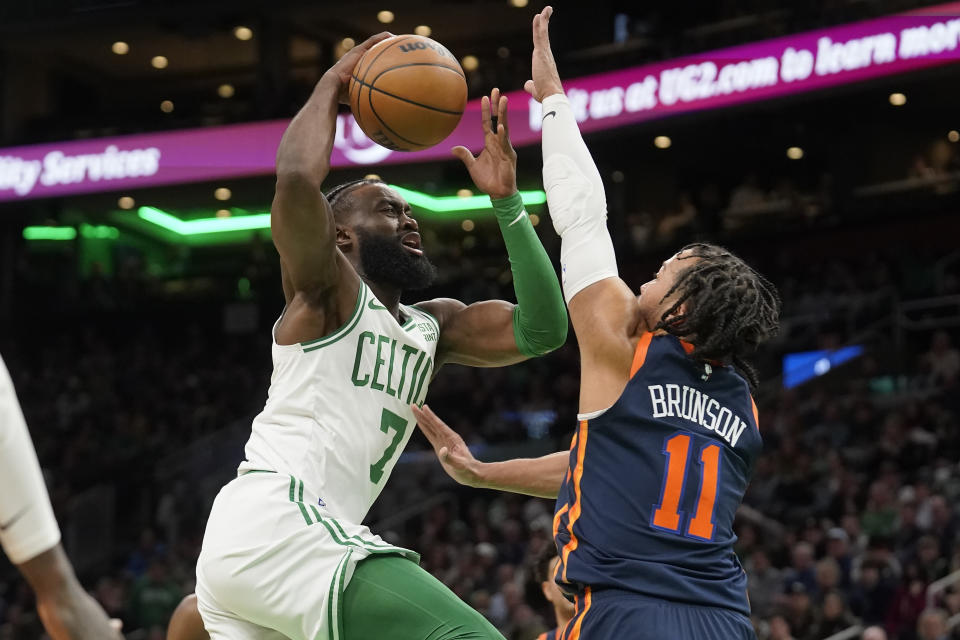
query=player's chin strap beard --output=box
[355,229,438,291]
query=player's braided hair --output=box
[654,243,781,390]
[324,178,386,221]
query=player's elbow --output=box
[516,319,569,357]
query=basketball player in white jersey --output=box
[0,355,121,640]
[189,32,568,640]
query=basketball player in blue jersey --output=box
[413,7,780,639]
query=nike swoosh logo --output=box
[368,299,387,311]
[0,505,29,532]
[542,111,557,121]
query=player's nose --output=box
[402,213,419,232]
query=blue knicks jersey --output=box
[553,332,761,616]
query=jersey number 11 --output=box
[651,432,721,541]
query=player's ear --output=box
[335,224,354,249]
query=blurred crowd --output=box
[1,206,959,640]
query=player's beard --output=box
[356,229,438,291]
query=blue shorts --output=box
[561,588,756,640]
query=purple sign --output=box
[1,4,958,202]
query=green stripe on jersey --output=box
[327,549,351,640]
[288,476,312,525]
[301,285,367,351]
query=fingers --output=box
[451,146,476,169]
[480,95,492,135]
[524,79,536,97]
[360,32,394,50]
[533,7,553,51]
[497,94,510,145]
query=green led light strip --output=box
[24,226,77,240]
[138,207,271,234]
[23,224,120,241]
[136,186,547,236]
[388,186,547,212]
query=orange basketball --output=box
[349,35,467,152]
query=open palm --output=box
[452,88,518,200]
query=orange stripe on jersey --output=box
[536,634,547,640]
[566,587,593,640]
[561,420,589,582]
[629,332,654,377]
[553,503,570,539]
[750,396,760,431]
[679,339,695,355]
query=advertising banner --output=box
[1,3,958,202]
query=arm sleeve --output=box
[0,355,61,565]
[540,93,619,303]
[490,192,568,356]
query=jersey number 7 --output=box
[370,408,409,484]
[651,432,721,541]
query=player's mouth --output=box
[400,232,423,257]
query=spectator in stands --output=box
[126,558,182,635]
[816,558,843,601]
[825,527,854,588]
[784,581,816,640]
[886,562,929,639]
[922,331,960,386]
[862,626,888,640]
[784,542,818,595]
[916,608,949,640]
[812,590,859,639]
[768,614,796,640]
[747,549,782,619]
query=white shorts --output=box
[195,470,418,640]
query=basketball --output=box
[349,35,467,152]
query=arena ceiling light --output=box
[133,186,547,237]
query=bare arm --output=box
[418,298,527,368]
[271,33,391,296]
[412,404,567,499]
[18,545,122,640]
[166,594,209,640]
[419,89,568,368]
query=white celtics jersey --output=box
[240,281,440,524]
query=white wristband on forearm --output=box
[540,94,618,303]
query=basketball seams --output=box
[374,61,465,81]
[351,69,466,116]
[358,36,416,85]
[367,84,424,150]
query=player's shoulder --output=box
[407,297,463,329]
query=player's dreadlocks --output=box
[654,243,781,390]
[324,178,385,221]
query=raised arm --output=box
[527,7,642,412]
[412,404,567,499]
[271,33,390,300]
[418,89,568,368]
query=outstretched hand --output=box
[411,404,485,488]
[524,6,564,103]
[325,32,393,104]
[451,88,518,200]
